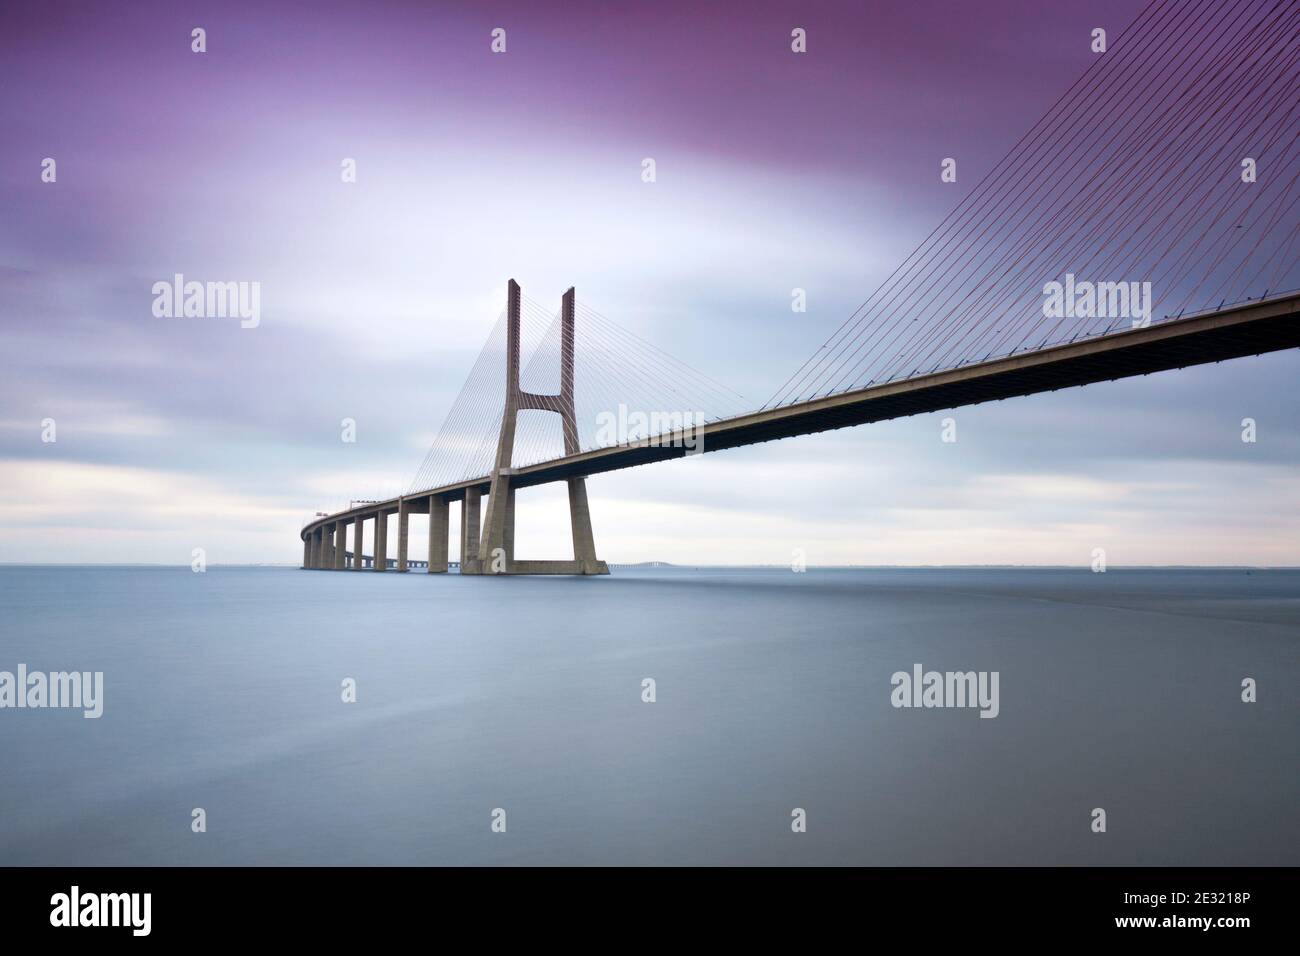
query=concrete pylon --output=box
[472,280,608,575]
[503,487,515,563]
[334,523,347,570]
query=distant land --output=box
[2,563,1298,571]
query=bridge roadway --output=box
[302,292,1300,556]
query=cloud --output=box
[0,459,301,564]
[2,0,1294,566]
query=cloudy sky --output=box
[2,0,1297,566]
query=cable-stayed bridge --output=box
[301,0,1300,575]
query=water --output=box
[0,565,1295,865]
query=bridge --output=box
[301,0,1299,575]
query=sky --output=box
[2,0,1298,566]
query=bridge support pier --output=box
[334,523,346,570]
[396,499,410,572]
[461,488,481,573]
[374,511,388,571]
[351,516,363,570]
[567,478,602,573]
[428,495,449,572]
[504,487,515,563]
[302,537,310,569]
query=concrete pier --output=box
[461,489,481,573]
[334,523,346,570]
[428,495,449,573]
[503,487,515,563]
[374,511,388,571]
[567,478,603,573]
[396,498,409,572]
[352,516,364,570]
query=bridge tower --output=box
[467,280,609,575]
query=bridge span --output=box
[301,289,1299,575]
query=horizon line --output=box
[2,563,1297,571]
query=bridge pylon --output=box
[467,279,609,575]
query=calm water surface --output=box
[0,566,1295,865]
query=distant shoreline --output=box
[2,563,1298,571]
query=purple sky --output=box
[3,0,1298,566]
